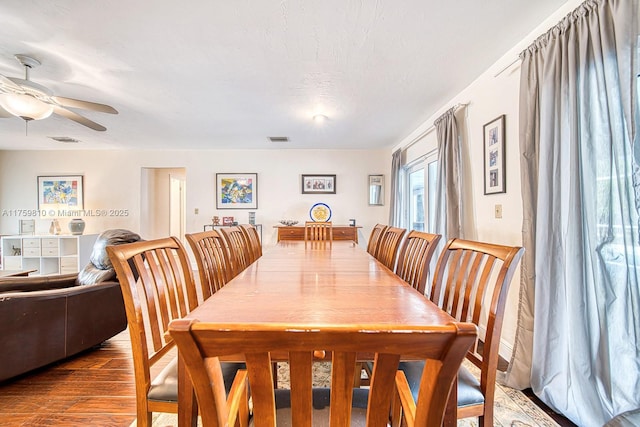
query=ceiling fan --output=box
[0,54,118,131]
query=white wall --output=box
[391,0,584,359]
[0,149,389,249]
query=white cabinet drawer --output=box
[23,247,41,257]
[41,238,58,248]
[23,238,41,248]
[60,256,78,274]
[41,247,59,256]
[60,257,78,268]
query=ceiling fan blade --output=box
[53,105,107,131]
[52,96,118,114]
[0,74,24,93]
[0,105,13,118]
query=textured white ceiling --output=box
[0,0,567,150]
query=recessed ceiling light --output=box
[313,114,328,123]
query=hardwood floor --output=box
[0,329,137,427]
[1,328,576,427]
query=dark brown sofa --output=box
[0,229,141,382]
[0,274,127,381]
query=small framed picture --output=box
[483,115,506,195]
[216,173,258,209]
[301,174,336,194]
[19,219,35,235]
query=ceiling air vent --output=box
[49,136,80,143]
[268,136,289,143]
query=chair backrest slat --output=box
[289,351,313,427]
[240,224,262,262]
[367,223,388,257]
[186,230,235,300]
[218,226,253,275]
[375,226,407,270]
[394,230,441,294]
[304,221,333,243]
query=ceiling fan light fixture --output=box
[0,93,53,120]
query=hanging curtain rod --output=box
[402,102,469,151]
[494,57,522,77]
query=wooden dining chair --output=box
[396,238,525,427]
[240,224,262,262]
[169,319,477,427]
[218,226,254,276]
[304,221,333,242]
[374,226,407,271]
[185,230,235,299]
[395,230,442,295]
[360,231,442,387]
[107,237,243,427]
[366,223,388,257]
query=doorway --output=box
[140,167,186,241]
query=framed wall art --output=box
[216,173,258,209]
[301,174,336,194]
[37,175,84,212]
[483,115,506,194]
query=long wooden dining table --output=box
[177,240,458,426]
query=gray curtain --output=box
[434,107,465,241]
[389,149,402,226]
[504,0,640,425]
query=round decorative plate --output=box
[309,202,332,222]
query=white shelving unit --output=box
[1,234,98,275]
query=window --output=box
[426,153,438,233]
[402,160,424,231]
[402,149,438,233]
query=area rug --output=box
[132,361,560,427]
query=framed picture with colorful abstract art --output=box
[37,175,84,213]
[216,173,258,209]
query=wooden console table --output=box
[275,225,361,243]
[204,224,263,244]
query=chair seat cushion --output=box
[398,361,484,408]
[457,365,484,408]
[148,357,245,403]
[248,388,369,426]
